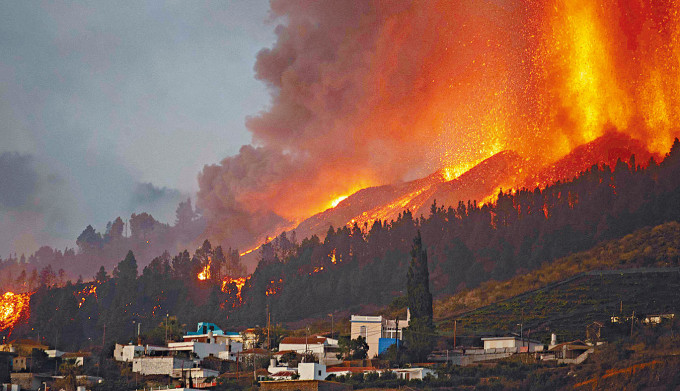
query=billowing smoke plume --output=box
[198,0,680,250]
[0,152,72,255]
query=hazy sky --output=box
[0,1,275,255]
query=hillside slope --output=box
[435,221,680,339]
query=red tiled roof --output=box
[273,350,297,357]
[280,336,327,345]
[62,352,91,358]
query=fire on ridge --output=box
[0,291,33,335]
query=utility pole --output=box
[102,323,106,348]
[630,310,635,338]
[395,317,400,364]
[329,313,334,339]
[267,304,271,350]
[165,313,169,343]
[305,326,309,361]
[453,320,457,349]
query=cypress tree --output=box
[407,231,433,322]
[404,231,435,362]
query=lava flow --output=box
[0,291,33,335]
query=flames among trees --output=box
[4,138,680,349]
[0,291,32,335]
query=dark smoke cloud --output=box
[0,152,39,210]
[0,152,73,256]
[198,0,522,248]
[128,182,184,224]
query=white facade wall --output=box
[298,362,327,380]
[132,357,194,376]
[277,342,326,356]
[482,338,543,352]
[395,368,435,380]
[217,341,243,361]
[114,344,144,362]
[167,341,227,360]
[483,339,517,349]
[350,316,383,359]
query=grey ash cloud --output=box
[0,152,39,210]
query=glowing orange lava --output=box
[330,195,349,208]
[74,285,98,308]
[0,291,33,334]
[239,246,261,257]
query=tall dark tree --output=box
[406,231,433,321]
[113,251,138,282]
[404,231,435,362]
[76,225,102,252]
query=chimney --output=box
[551,333,557,347]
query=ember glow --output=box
[266,278,284,296]
[198,264,211,281]
[221,276,249,304]
[0,291,33,334]
[74,285,98,308]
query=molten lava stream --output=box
[0,291,33,335]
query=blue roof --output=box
[186,322,225,336]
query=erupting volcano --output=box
[198,0,680,256]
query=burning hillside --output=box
[0,291,33,335]
[197,1,680,254]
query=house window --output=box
[318,370,322,376]
[360,326,367,338]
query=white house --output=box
[45,350,65,359]
[175,367,220,384]
[167,338,234,360]
[298,362,327,380]
[350,311,409,358]
[481,337,543,353]
[113,343,144,362]
[394,367,435,380]
[132,356,195,377]
[278,336,341,365]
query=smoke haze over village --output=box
[0,1,274,255]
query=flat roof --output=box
[350,315,383,323]
[481,337,542,344]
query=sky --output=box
[0,1,275,256]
